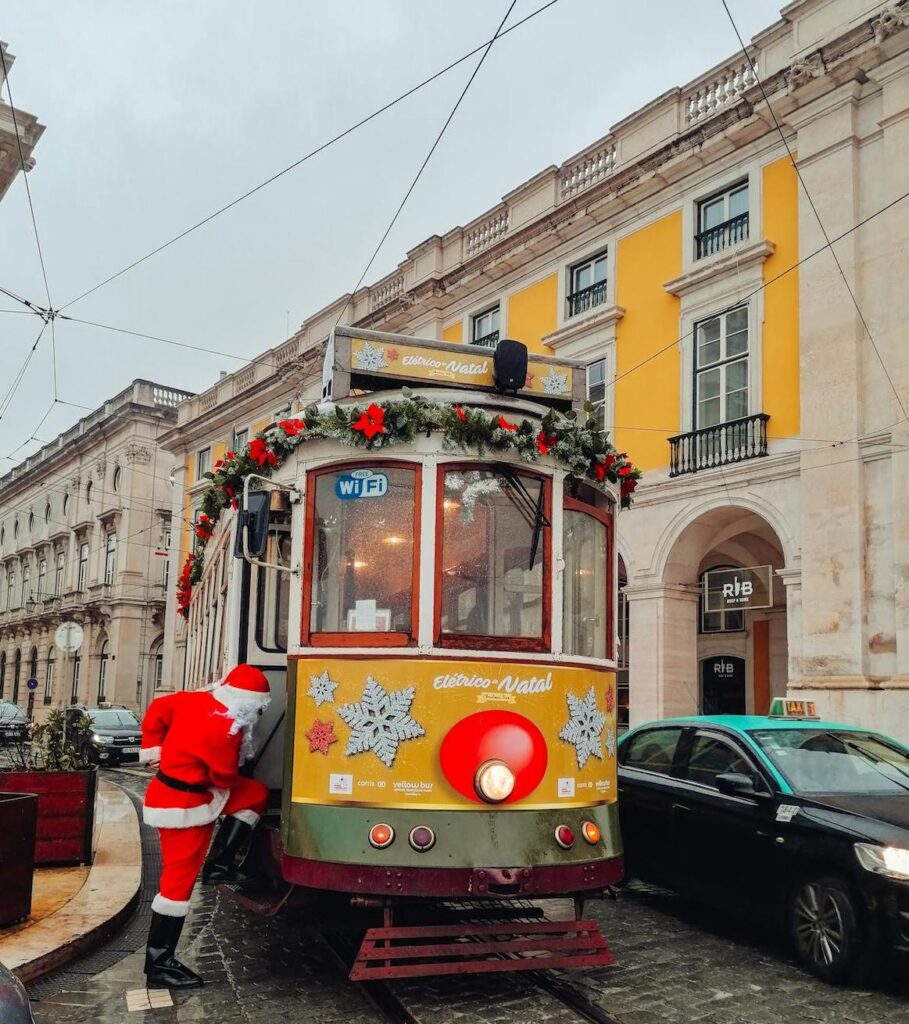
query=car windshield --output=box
[0,704,26,722]
[751,729,909,795]
[90,711,140,729]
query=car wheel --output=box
[789,876,872,984]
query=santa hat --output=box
[212,664,270,707]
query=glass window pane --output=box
[729,185,749,218]
[725,359,748,391]
[685,735,751,788]
[440,469,545,640]
[489,307,500,333]
[696,319,721,366]
[573,263,592,292]
[726,306,747,335]
[698,367,721,400]
[594,255,608,282]
[588,359,606,388]
[310,467,416,634]
[563,509,608,658]
[700,197,725,230]
[623,727,683,775]
[726,388,748,421]
[698,396,722,428]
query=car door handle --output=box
[672,802,691,813]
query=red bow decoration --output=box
[278,418,306,437]
[498,415,517,432]
[352,403,386,439]
[225,484,238,511]
[249,438,278,467]
[536,431,558,456]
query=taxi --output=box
[616,700,909,984]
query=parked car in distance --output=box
[617,700,909,985]
[65,704,143,766]
[0,702,29,746]
[0,959,35,1024]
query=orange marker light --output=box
[369,823,395,849]
[581,821,601,845]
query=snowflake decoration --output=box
[541,367,569,395]
[559,686,607,769]
[605,727,616,759]
[354,341,388,373]
[337,676,425,768]
[307,670,339,708]
[305,718,338,755]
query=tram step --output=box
[349,918,613,981]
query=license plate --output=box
[123,746,139,754]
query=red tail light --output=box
[554,825,575,849]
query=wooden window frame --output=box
[434,462,552,654]
[301,460,422,648]
[563,494,614,661]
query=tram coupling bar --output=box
[350,897,387,909]
[470,867,535,897]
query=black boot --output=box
[144,911,203,989]
[201,816,254,884]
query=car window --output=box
[685,733,752,789]
[89,710,141,729]
[622,727,684,775]
[0,704,26,722]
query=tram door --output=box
[700,656,746,715]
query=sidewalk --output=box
[0,780,142,983]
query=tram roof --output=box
[323,326,585,412]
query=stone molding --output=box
[786,52,824,93]
[123,443,152,465]
[872,5,908,44]
[541,305,625,352]
[663,240,775,298]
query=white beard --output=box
[210,686,270,765]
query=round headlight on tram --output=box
[474,759,516,803]
[368,823,395,849]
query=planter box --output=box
[0,793,37,926]
[0,769,97,866]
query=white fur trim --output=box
[142,787,229,829]
[230,809,260,827]
[152,893,190,917]
[212,683,270,705]
[139,746,162,764]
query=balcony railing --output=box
[567,281,608,318]
[695,212,749,259]
[472,330,500,349]
[669,413,769,477]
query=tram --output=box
[179,327,639,977]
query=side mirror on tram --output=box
[233,490,270,559]
[715,772,764,799]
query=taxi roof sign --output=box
[769,697,820,720]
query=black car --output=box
[617,712,909,984]
[66,705,143,766]
[0,701,29,746]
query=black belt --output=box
[155,770,210,795]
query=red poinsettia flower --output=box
[225,484,239,511]
[455,405,467,421]
[225,450,235,460]
[278,418,306,437]
[498,415,517,432]
[618,464,633,477]
[621,477,637,497]
[593,453,616,481]
[213,459,223,473]
[249,437,278,467]
[387,348,399,362]
[536,431,558,456]
[352,402,386,439]
[194,513,214,540]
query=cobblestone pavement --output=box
[27,768,909,1024]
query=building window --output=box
[28,647,37,683]
[13,519,19,540]
[568,250,608,317]
[588,359,607,429]
[86,480,93,506]
[78,543,89,592]
[44,649,55,704]
[97,640,109,703]
[55,551,65,596]
[695,180,749,259]
[22,565,31,608]
[62,492,69,517]
[0,526,4,548]
[471,305,500,348]
[28,512,34,534]
[0,652,5,698]
[104,533,117,585]
[232,428,248,453]
[694,306,748,430]
[37,559,46,600]
[699,566,745,633]
[161,529,172,588]
[154,653,163,689]
[197,447,212,478]
[112,465,121,492]
[44,502,51,524]
[70,653,81,705]
[12,650,21,704]
[6,570,14,610]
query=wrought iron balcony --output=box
[472,330,500,349]
[695,212,749,259]
[567,280,608,318]
[669,413,769,477]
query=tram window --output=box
[256,532,291,652]
[307,465,417,639]
[563,500,611,659]
[438,468,547,646]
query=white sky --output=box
[0,0,784,463]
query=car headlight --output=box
[855,842,909,880]
[92,733,112,745]
[474,759,515,803]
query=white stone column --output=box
[623,583,700,725]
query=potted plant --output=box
[0,709,98,866]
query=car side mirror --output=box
[716,772,765,798]
[233,490,270,559]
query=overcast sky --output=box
[0,0,784,464]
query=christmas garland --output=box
[177,391,641,616]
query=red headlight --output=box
[554,825,575,850]
[368,823,394,849]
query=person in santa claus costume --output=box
[138,664,271,989]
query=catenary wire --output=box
[0,322,47,422]
[56,0,562,314]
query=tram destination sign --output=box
[323,326,584,410]
[703,565,773,613]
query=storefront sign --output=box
[703,565,773,612]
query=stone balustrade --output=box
[684,57,757,125]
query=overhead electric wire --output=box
[0,321,47,423]
[721,0,909,426]
[56,0,562,314]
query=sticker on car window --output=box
[776,804,799,823]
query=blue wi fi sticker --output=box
[334,469,389,500]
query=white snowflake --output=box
[354,341,388,373]
[337,676,425,768]
[307,669,338,708]
[540,367,569,395]
[605,726,616,759]
[559,686,607,769]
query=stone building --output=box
[162,0,909,740]
[0,381,193,717]
[0,40,44,201]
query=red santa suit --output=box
[140,666,270,918]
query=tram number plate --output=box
[335,471,388,500]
